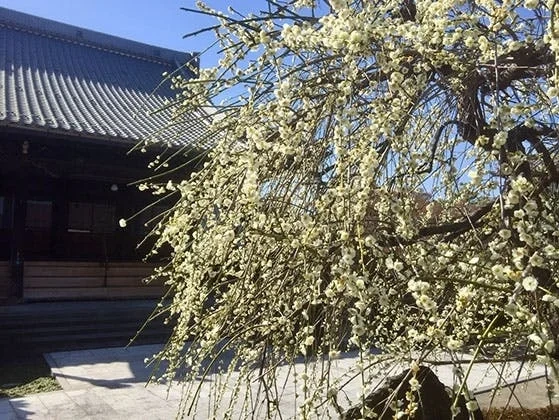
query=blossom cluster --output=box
[144,0,559,417]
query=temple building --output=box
[0,7,208,302]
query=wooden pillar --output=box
[10,141,30,300]
[114,186,130,261]
[51,179,68,259]
[10,186,26,299]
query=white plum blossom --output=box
[522,276,539,292]
[466,400,479,412]
[446,338,463,351]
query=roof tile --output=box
[0,7,209,147]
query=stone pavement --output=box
[0,344,556,419]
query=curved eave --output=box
[0,120,139,146]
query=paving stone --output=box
[145,384,182,402]
[476,376,559,409]
[0,399,16,414]
[103,397,144,414]
[121,411,172,420]
[122,389,175,412]
[47,406,90,420]
[9,395,50,419]
[65,389,118,416]
[37,391,78,409]
[0,403,18,419]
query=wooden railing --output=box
[22,261,166,301]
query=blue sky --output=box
[2,0,259,67]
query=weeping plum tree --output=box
[142,0,559,417]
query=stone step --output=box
[0,306,164,323]
[1,320,169,337]
[0,310,168,325]
[0,299,174,354]
[2,326,171,353]
[1,332,170,354]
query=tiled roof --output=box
[0,7,211,147]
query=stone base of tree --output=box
[342,366,483,420]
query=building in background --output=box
[0,7,208,302]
